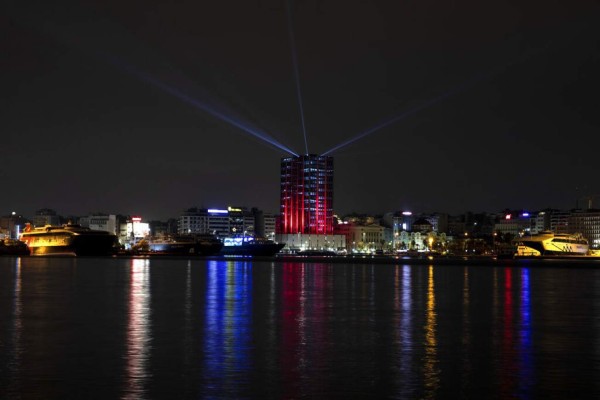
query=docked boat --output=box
[0,238,30,256]
[219,236,285,256]
[19,223,119,256]
[515,231,589,256]
[138,234,223,256]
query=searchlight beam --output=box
[106,56,299,157]
[286,0,309,155]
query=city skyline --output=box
[2,1,599,221]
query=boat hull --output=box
[147,241,223,256]
[219,242,285,256]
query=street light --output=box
[8,211,16,239]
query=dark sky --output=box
[2,0,600,220]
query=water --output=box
[1,257,600,399]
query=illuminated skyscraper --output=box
[279,154,334,235]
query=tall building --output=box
[279,154,334,235]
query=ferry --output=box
[515,231,589,256]
[20,223,119,256]
[219,235,285,256]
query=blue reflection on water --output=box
[518,268,533,397]
[398,265,415,397]
[203,261,252,398]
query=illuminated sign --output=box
[208,209,228,214]
[402,211,412,216]
[228,207,242,212]
[522,212,530,217]
[505,214,512,220]
[131,216,142,222]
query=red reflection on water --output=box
[280,262,329,398]
[281,262,303,399]
[501,267,516,397]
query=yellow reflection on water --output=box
[7,258,23,394]
[124,258,151,399]
[423,265,439,398]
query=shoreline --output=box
[4,253,600,267]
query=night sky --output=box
[2,0,599,221]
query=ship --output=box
[19,223,119,256]
[218,236,285,256]
[0,238,30,256]
[134,234,223,256]
[515,231,590,256]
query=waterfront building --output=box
[531,211,548,233]
[119,216,150,247]
[0,212,28,239]
[279,233,346,253]
[493,211,533,237]
[276,154,340,251]
[549,209,571,234]
[278,154,333,235]
[333,221,384,253]
[79,214,118,235]
[412,217,433,233]
[32,208,60,227]
[568,209,600,249]
[177,206,271,239]
[414,212,449,233]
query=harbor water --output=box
[1,256,600,399]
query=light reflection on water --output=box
[1,258,600,399]
[423,265,439,399]
[203,261,253,398]
[124,258,151,399]
[6,258,23,396]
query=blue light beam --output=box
[322,82,463,156]
[321,41,553,157]
[286,0,309,155]
[106,55,299,157]
[321,74,488,156]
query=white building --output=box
[79,214,118,235]
[178,207,273,239]
[275,233,346,253]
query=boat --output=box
[515,231,590,256]
[0,238,30,256]
[218,236,285,256]
[135,234,223,256]
[19,223,119,256]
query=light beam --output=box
[321,41,553,157]
[286,0,309,155]
[321,73,488,156]
[105,55,299,157]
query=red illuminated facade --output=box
[279,155,334,235]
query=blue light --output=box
[321,49,536,157]
[208,209,228,214]
[104,55,299,157]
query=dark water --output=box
[1,257,600,399]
